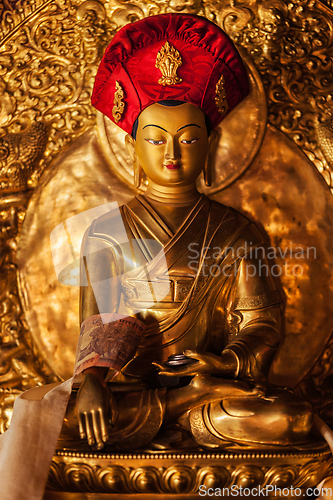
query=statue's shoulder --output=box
[86,201,131,241]
[210,199,265,245]
[209,198,249,224]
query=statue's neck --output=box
[143,181,202,234]
[145,181,200,207]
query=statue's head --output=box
[125,100,214,188]
[92,13,249,187]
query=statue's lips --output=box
[165,164,181,169]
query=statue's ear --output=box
[125,134,142,188]
[208,129,219,156]
[204,129,220,187]
[125,134,136,163]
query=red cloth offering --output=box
[74,313,146,375]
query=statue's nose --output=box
[165,138,181,160]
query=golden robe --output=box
[80,194,283,382]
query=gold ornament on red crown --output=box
[155,41,182,86]
[215,75,228,116]
[112,81,125,123]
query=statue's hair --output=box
[131,100,211,139]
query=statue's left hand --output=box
[76,370,118,450]
[153,350,237,377]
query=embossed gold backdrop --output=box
[1,0,333,436]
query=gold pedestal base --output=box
[45,441,333,499]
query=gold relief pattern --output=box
[0,196,56,428]
[0,0,111,187]
[0,390,21,434]
[112,81,125,123]
[314,114,333,187]
[215,74,228,116]
[155,41,182,86]
[47,450,333,494]
[104,0,205,33]
[297,329,333,425]
[0,1,51,39]
[0,122,47,193]
[204,0,333,194]
[233,290,282,310]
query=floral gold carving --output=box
[215,74,228,117]
[0,0,110,188]
[112,81,125,123]
[205,0,333,194]
[155,41,182,86]
[0,122,47,193]
[0,193,56,431]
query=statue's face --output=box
[128,102,210,187]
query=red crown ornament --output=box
[92,14,249,134]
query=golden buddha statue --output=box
[59,13,313,453]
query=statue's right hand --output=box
[76,370,118,450]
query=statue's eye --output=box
[180,139,198,144]
[146,139,165,145]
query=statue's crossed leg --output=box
[60,375,313,451]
